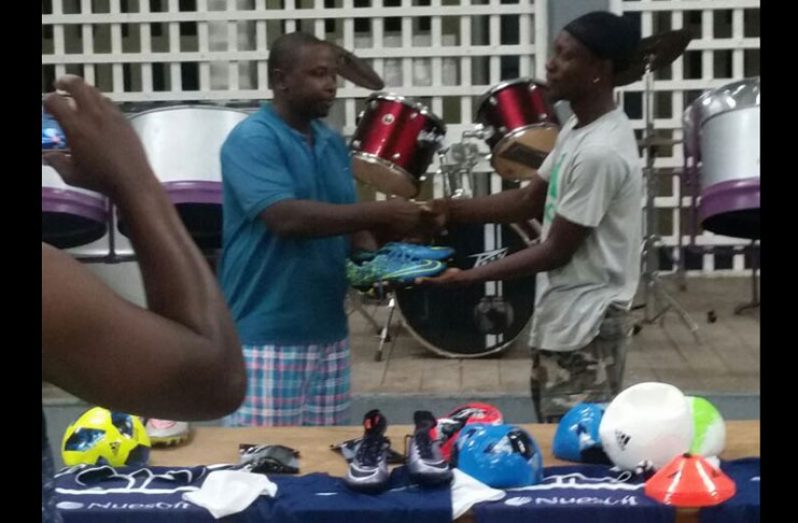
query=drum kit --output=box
[42,36,760,360]
[349,78,556,360]
[349,29,729,360]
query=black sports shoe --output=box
[407,410,453,486]
[344,409,391,493]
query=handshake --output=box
[372,197,451,245]
[356,198,469,290]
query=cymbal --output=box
[615,29,694,86]
[326,42,385,91]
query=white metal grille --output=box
[42,0,542,198]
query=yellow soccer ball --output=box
[61,407,151,467]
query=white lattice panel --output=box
[43,0,543,198]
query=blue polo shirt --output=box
[218,104,356,345]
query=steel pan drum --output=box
[42,163,109,249]
[123,106,250,250]
[684,77,760,239]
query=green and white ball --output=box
[687,396,726,459]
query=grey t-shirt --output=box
[529,107,642,351]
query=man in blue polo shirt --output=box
[219,31,431,426]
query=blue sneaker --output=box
[351,250,378,263]
[347,259,383,290]
[347,251,446,289]
[367,250,447,285]
[380,242,455,261]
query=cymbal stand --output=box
[636,60,701,343]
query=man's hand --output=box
[415,267,471,287]
[377,198,445,241]
[425,198,450,231]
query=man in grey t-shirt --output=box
[421,11,642,422]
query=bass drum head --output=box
[396,223,536,358]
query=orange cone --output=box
[645,453,736,507]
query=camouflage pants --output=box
[530,307,633,423]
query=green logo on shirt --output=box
[544,154,566,223]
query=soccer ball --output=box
[61,407,151,467]
[599,382,693,471]
[687,395,726,459]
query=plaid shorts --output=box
[223,338,351,427]
[530,307,633,423]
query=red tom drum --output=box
[350,93,446,198]
[476,79,559,181]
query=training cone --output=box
[644,453,736,507]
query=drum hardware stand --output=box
[734,239,760,315]
[374,292,397,362]
[674,152,690,293]
[675,136,703,292]
[105,206,132,263]
[72,201,136,264]
[635,60,701,343]
[439,145,470,200]
[439,134,486,201]
[345,285,399,363]
[71,203,219,265]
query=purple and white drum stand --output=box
[682,77,760,314]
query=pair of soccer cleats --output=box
[343,409,453,494]
[347,242,454,291]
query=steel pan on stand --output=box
[122,105,250,251]
[684,76,760,240]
